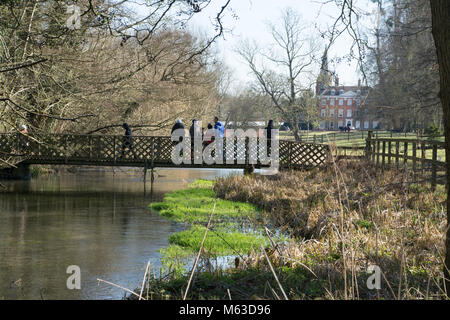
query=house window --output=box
[356,99,361,106]
[330,99,335,106]
[347,99,352,106]
[321,99,327,106]
[329,121,335,129]
[346,109,352,117]
[355,121,360,129]
[364,121,369,129]
[338,99,344,106]
[320,121,326,129]
[355,110,360,117]
[338,109,343,117]
[321,109,326,117]
[338,120,344,128]
[372,121,379,129]
[329,109,335,117]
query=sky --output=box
[135,0,377,93]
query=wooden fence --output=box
[365,131,446,190]
[298,130,444,145]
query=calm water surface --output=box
[0,167,239,300]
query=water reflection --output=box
[0,167,240,300]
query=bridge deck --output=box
[0,134,330,170]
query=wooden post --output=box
[113,136,117,163]
[313,135,316,144]
[421,141,426,174]
[151,139,155,183]
[388,141,392,165]
[376,140,380,167]
[372,136,376,162]
[412,141,417,172]
[431,144,437,191]
[395,141,400,169]
[382,140,386,170]
[366,131,373,161]
[403,142,408,167]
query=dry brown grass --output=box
[214,160,448,299]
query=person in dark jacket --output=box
[203,123,214,147]
[171,119,184,135]
[265,120,274,155]
[189,119,198,160]
[120,123,137,159]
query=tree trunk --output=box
[430,0,450,290]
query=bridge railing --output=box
[0,133,330,169]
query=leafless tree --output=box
[236,7,321,141]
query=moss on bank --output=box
[168,225,267,256]
[148,179,271,277]
[149,180,260,223]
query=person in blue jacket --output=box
[213,116,224,138]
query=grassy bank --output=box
[140,160,448,300]
[148,179,271,279]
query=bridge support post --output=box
[0,164,31,180]
[243,165,254,175]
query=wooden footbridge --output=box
[0,133,330,171]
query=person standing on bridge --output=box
[171,119,184,135]
[213,116,224,138]
[120,123,137,159]
[265,120,274,156]
[203,123,214,147]
[18,124,30,151]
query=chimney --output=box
[335,75,339,87]
[358,78,361,87]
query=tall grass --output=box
[214,160,448,299]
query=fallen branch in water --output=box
[96,278,144,300]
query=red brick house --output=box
[315,51,379,131]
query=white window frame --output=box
[346,109,352,117]
[338,99,344,106]
[347,99,352,106]
[321,99,327,106]
[338,109,344,118]
[321,109,326,117]
[364,121,369,129]
[329,109,335,117]
[330,99,335,106]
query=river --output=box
[0,166,240,300]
